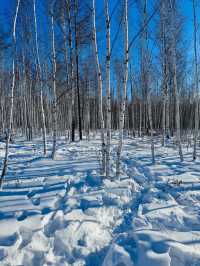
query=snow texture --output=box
[0,135,200,265]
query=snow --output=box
[0,135,200,265]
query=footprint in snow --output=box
[0,233,18,247]
[31,197,40,206]
[43,212,68,237]
[41,207,52,215]
[16,210,28,221]
[27,190,36,198]
[27,190,41,206]
[151,241,170,254]
[18,226,33,249]
[0,249,7,261]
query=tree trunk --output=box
[147,92,155,163]
[92,0,106,174]
[33,0,47,155]
[116,0,129,177]
[192,0,199,161]
[0,0,21,185]
[51,12,57,159]
[171,0,183,161]
[75,0,82,141]
[105,0,111,177]
[66,0,75,142]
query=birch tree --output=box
[147,91,155,163]
[139,0,155,163]
[160,0,171,146]
[33,0,47,155]
[92,0,106,174]
[105,0,111,177]
[0,0,21,185]
[51,4,58,159]
[116,0,129,177]
[60,1,70,139]
[74,0,82,141]
[192,0,199,161]
[170,0,183,161]
[66,0,75,142]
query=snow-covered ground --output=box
[0,134,200,266]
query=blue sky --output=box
[0,0,196,40]
[0,0,196,57]
[0,0,198,90]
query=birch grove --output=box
[0,0,200,179]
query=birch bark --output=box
[116,0,129,177]
[92,0,106,174]
[170,0,183,161]
[66,0,75,142]
[147,92,155,163]
[33,0,47,155]
[51,11,57,159]
[192,0,199,161]
[0,0,21,185]
[105,0,111,177]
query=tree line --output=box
[0,0,199,183]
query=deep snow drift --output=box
[0,134,200,266]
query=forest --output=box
[0,0,200,265]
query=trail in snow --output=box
[0,135,200,265]
[103,138,200,266]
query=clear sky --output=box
[0,0,198,91]
[0,0,196,55]
[0,1,196,38]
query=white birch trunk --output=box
[116,0,128,177]
[86,80,90,141]
[162,91,166,146]
[92,0,106,174]
[171,1,183,161]
[66,0,75,142]
[192,0,199,160]
[0,0,21,185]
[161,0,166,147]
[139,101,142,137]
[51,13,57,160]
[162,65,170,146]
[165,82,170,137]
[147,92,155,163]
[105,0,111,177]
[33,0,47,155]
[61,5,70,139]
[161,0,170,146]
